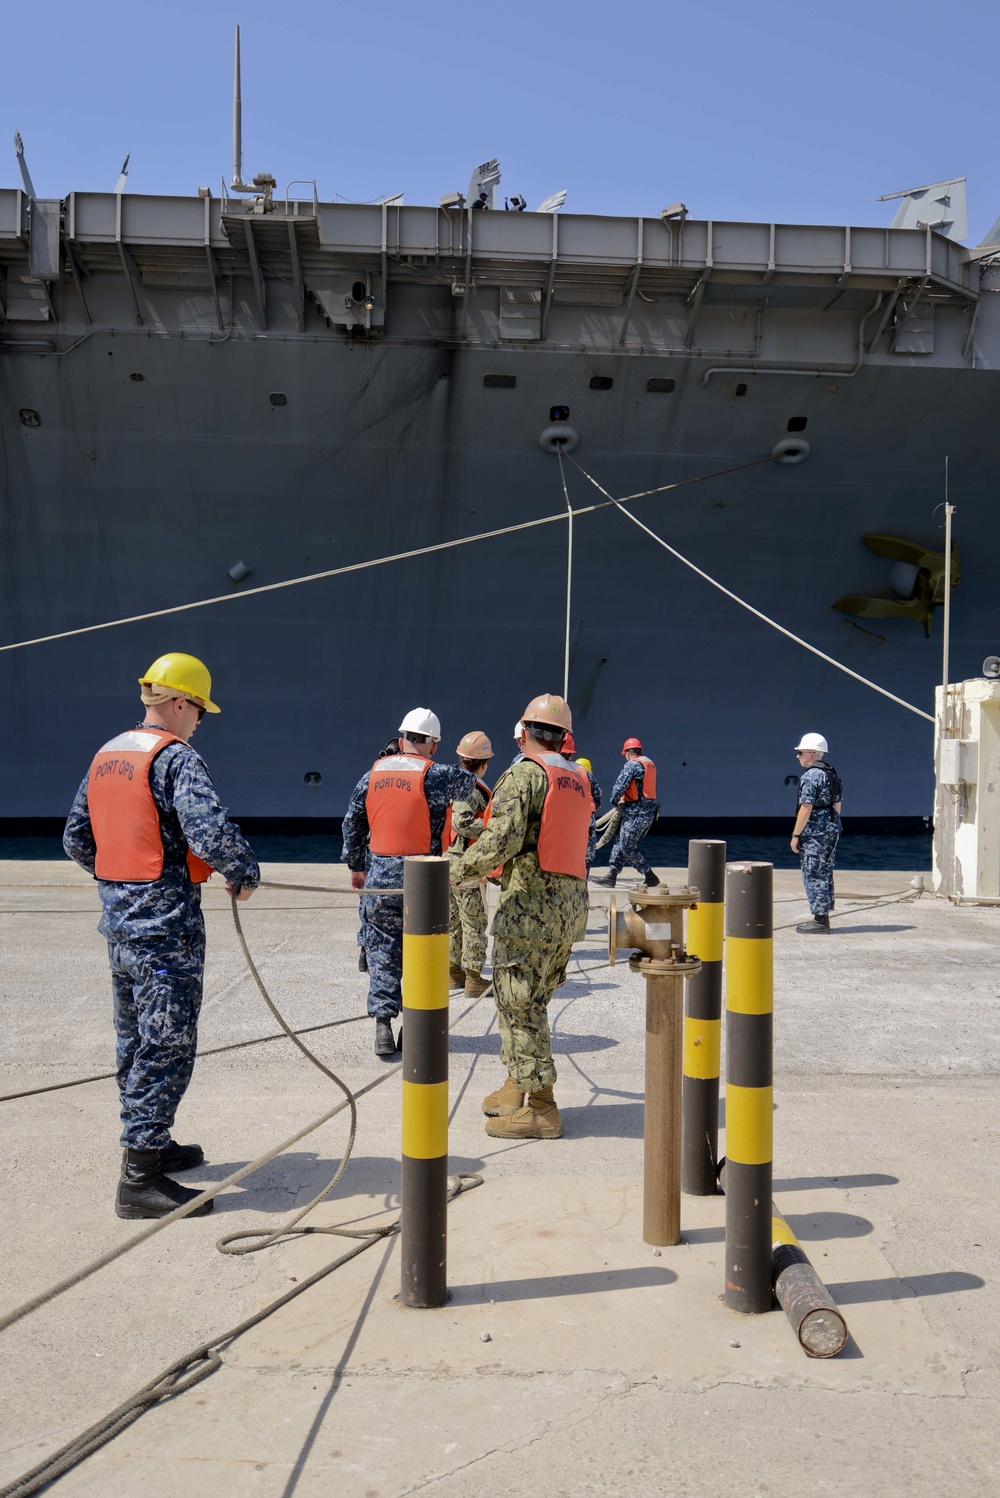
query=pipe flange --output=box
[629,954,703,977]
[539,424,580,454]
[772,438,811,465]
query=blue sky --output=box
[6,0,999,239]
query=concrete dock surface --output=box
[1,859,997,1497]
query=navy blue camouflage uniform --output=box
[63,733,260,1149]
[606,760,658,876]
[584,771,603,870]
[342,761,475,1019]
[798,762,842,917]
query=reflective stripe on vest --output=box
[534,752,594,880]
[623,756,657,802]
[444,779,492,852]
[366,755,433,856]
[88,730,214,884]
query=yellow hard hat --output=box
[139,653,221,713]
[456,730,494,760]
[521,693,573,732]
[575,757,593,772]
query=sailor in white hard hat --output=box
[790,733,843,934]
[341,709,475,1054]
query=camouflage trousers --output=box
[493,940,573,1093]
[608,803,657,876]
[800,821,840,916]
[449,883,488,974]
[586,827,598,871]
[361,890,404,1019]
[109,931,206,1149]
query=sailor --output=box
[573,757,603,871]
[510,718,526,765]
[592,737,660,888]
[452,694,592,1140]
[342,709,475,1056]
[356,736,401,975]
[446,731,494,999]
[62,653,260,1220]
[790,732,843,934]
[471,191,490,210]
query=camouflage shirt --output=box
[63,729,260,943]
[454,758,588,964]
[447,779,491,858]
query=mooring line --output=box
[0,456,773,654]
[565,453,935,724]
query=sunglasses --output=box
[185,699,207,722]
[406,733,438,746]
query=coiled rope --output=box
[0,892,486,1497]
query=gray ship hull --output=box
[1,192,996,819]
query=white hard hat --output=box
[794,732,828,754]
[513,719,524,741]
[398,707,441,740]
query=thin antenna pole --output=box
[942,457,954,735]
[558,448,573,701]
[232,25,243,189]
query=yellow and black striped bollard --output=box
[683,839,726,1195]
[724,861,773,1314]
[771,1210,849,1357]
[401,855,451,1309]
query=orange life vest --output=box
[444,779,492,851]
[88,729,214,884]
[623,756,657,802]
[529,751,593,880]
[366,754,433,856]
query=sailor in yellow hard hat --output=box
[63,652,260,1221]
[573,756,603,872]
[446,732,495,999]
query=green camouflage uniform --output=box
[453,759,588,1092]
[448,780,490,973]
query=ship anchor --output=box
[834,533,959,638]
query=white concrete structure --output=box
[933,676,1000,900]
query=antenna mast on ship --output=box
[231,25,253,192]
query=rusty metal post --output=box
[609,886,701,1246]
[683,839,726,1194]
[724,861,773,1314]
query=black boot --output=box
[592,869,618,887]
[161,1140,204,1171]
[644,869,660,888]
[115,1147,213,1220]
[796,914,831,934]
[374,1019,397,1057]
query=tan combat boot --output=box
[484,1086,563,1139]
[481,1075,525,1117]
[449,966,466,991]
[464,970,491,998]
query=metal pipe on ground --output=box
[724,861,774,1314]
[400,855,451,1308]
[683,839,726,1194]
[772,1211,849,1357]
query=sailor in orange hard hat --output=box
[592,736,660,888]
[450,694,593,1141]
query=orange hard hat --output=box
[622,737,643,754]
[562,732,576,755]
[521,694,573,732]
[456,730,494,760]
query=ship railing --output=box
[283,181,319,219]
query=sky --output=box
[5,0,1000,241]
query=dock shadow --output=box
[782,1211,873,1241]
[773,1173,899,1191]
[449,1266,676,1304]
[827,1271,985,1305]
[829,923,915,934]
[565,1101,645,1139]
